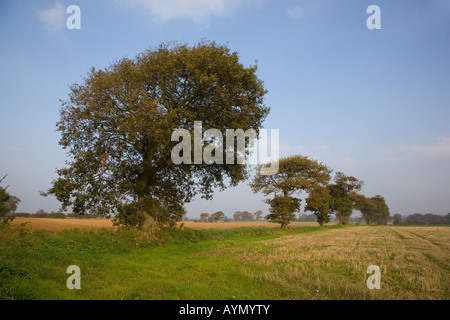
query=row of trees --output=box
[196,156,391,228]
[298,213,364,222]
[251,155,390,227]
[233,210,263,221]
[12,210,101,219]
[393,213,450,225]
[199,211,225,222]
[198,210,264,222]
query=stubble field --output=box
[10,217,332,232]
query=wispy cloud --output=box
[286,6,302,18]
[116,0,260,25]
[11,147,25,153]
[38,2,66,32]
[279,143,305,157]
[314,144,331,154]
[382,136,450,165]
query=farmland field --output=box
[10,217,115,233]
[0,219,448,300]
[9,217,334,232]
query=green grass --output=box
[0,222,335,300]
[0,222,448,300]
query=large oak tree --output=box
[43,41,269,228]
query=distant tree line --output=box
[11,210,101,219]
[393,213,450,225]
[199,211,226,222]
[298,212,450,225]
[196,210,265,222]
[1,173,100,220]
[297,214,317,222]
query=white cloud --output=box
[286,6,302,18]
[116,0,260,25]
[38,2,66,32]
[383,136,450,165]
[335,156,358,168]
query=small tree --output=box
[199,212,209,222]
[265,196,301,228]
[392,213,403,225]
[328,172,363,225]
[241,211,254,221]
[251,155,332,228]
[210,211,225,222]
[353,194,390,225]
[370,195,390,225]
[233,211,253,221]
[305,186,331,226]
[254,210,263,221]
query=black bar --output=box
[1,300,446,319]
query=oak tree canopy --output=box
[43,41,269,228]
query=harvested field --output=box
[208,226,450,299]
[9,217,327,232]
[10,217,115,233]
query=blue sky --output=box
[1,0,449,218]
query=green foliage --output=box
[42,41,269,228]
[0,187,8,216]
[0,174,20,217]
[265,195,301,228]
[65,213,100,219]
[327,172,363,225]
[209,211,225,222]
[233,211,254,221]
[305,186,331,226]
[392,213,403,225]
[369,195,390,225]
[397,213,450,225]
[353,194,390,225]
[254,210,263,221]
